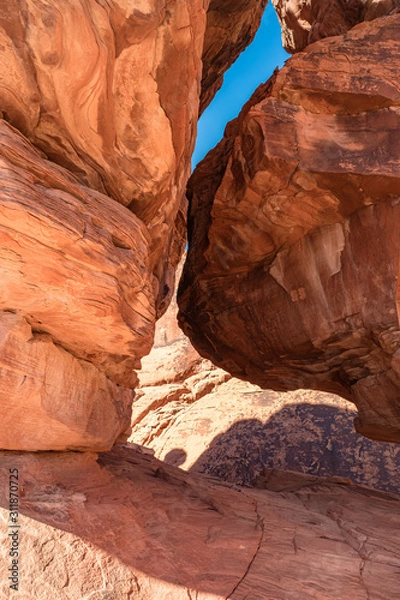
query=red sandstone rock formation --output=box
[179,15,400,443]
[1,447,399,599]
[0,0,209,306]
[201,0,268,113]
[131,263,400,495]
[272,0,400,52]
[0,3,400,598]
[0,0,266,450]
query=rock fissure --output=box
[227,494,265,599]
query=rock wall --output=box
[272,0,400,52]
[131,263,400,495]
[0,0,266,450]
[179,14,400,443]
[1,3,400,598]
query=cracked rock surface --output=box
[0,447,399,599]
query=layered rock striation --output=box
[0,0,266,450]
[179,15,400,443]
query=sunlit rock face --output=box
[0,0,211,311]
[0,121,155,387]
[200,0,268,113]
[0,0,268,451]
[0,119,152,451]
[272,0,400,52]
[1,447,400,599]
[179,15,400,443]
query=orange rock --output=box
[131,262,400,495]
[0,312,133,451]
[0,121,155,388]
[0,0,267,450]
[0,0,209,312]
[179,15,400,443]
[0,447,399,599]
[272,0,400,52]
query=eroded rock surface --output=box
[179,15,400,443]
[272,0,400,52]
[131,274,400,495]
[201,0,268,113]
[0,0,211,299]
[0,0,210,450]
[0,121,155,387]
[0,0,269,450]
[130,257,231,446]
[0,313,133,451]
[0,447,399,599]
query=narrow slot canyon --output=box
[0,1,399,598]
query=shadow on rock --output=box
[187,402,400,494]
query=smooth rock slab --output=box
[0,447,399,599]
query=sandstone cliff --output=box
[272,0,400,52]
[179,14,400,443]
[0,0,264,451]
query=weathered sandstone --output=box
[0,313,133,451]
[0,120,155,388]
[0,0,270,312]
[0,0,210,304]
[0,447,399,599]
[0,0,272,451]
[131,272,400,495]
[201,0,268,113]
[272,0,400,52]
[179,15,400,443]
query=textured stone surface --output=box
[131,278,400,495]
[0,447,399,599]
[233,471,400,600]
[0,120,155,388]
[133,380,400,496]
[179,15,400,443]
[0,0,270,451]
[200,0,268,113]
[130,257,231,447]
[0,0,209,301]
[272,0,400,52]
[0,313,133,451]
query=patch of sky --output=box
[192,3,290,169]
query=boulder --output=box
[179,15,400,442]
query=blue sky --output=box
[192,3,289,167]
